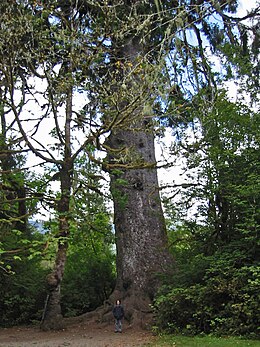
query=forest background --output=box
[0,0,259,339]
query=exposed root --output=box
[63,290,155,331]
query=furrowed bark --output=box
[106,36,173,327]
[107,124,173,309]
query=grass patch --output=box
[144,335,260,347]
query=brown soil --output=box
[0,321,156,347]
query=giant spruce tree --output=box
[96,0,259,325]
[100,3,174,323]
[0,0,258,330]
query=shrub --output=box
[0,260,48,327]
[154,251,260,337]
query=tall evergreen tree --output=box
[98,0,259,324]
[0,0,258,330]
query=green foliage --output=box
[0,208,50,327]
[0,257,48,327]
[156,92,260,338]
[61,247,115,317]
[58,153,116,317]
[110,170,129,210]
[155,269,259,337]
[111,186,129,210]
[154,225,259,337]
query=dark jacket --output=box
[113,304,124,320]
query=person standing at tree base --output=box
[113,299,124,333]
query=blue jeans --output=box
[115,318,122,332]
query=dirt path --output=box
[0,321,156,347]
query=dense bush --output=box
[61,246,116,317]
[0,223,116,326]
[154,246,260,337]
[0,259,48,327]
[0,248,116,325]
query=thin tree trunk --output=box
[41,86,73,330]
[41,240,68,330]
[0,94,28,234]
[40,169,71,330]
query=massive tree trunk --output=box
[102,17,174,325]
[107,123,173,326]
